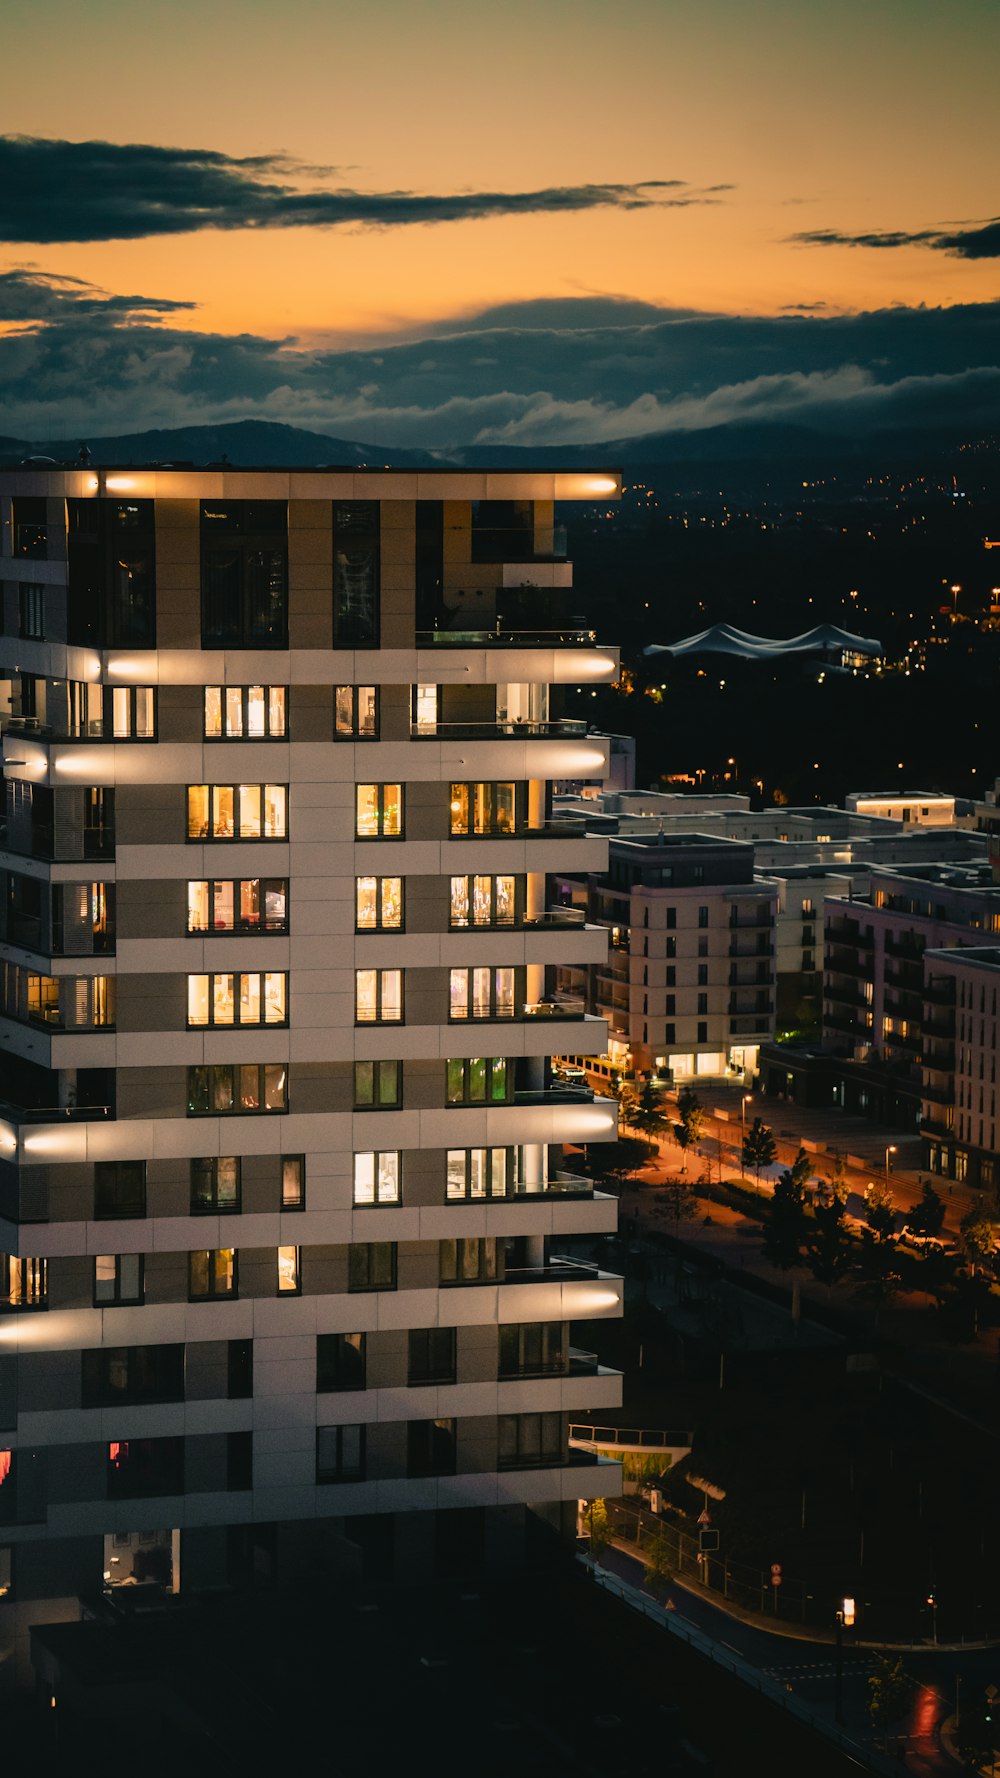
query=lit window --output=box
[355,783,402,838]
[440,1237,497,1284]
[449,967,516,1020]
[335,685,378,738]
[1,1255,47,1308]
[353,1060,401,1108]
[412,684,438,734]
[445,1057,510,1105]
[450,781,516,836]
[187,971,287,1027]
[111,686,156,739]
[189,1249,237,1300]
[446,1148,509,1200]
[277,1246,300,1294]
[355,875,403,930]
[204,685,286,739]
[186,878,288,934]
[353,1152,401,1205]
[186,784,287,840]
[449,875,517,928]
[355,968,402,1024]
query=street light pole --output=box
[884,1144,896,1196]
[835,1608,844,1724]
[740,1093,752,1182]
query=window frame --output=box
[200,499,289,650]
[352,1151,402,1206]
[186,970,288,1028]
[281,1155,305,1211]
[1,1255,48,1310]
[355,874,404,932]
[316,1422,366,1483]
[498,1322,567,1379]
[445,1056,511,1106]
[186,877,289,936]
[347,1242,397,1292]
[186,783,288,842]
[94,1160,146,1220]
[277,1245,301,1295]
[353,1059,402,1109]
[316,1332,366,1393]
[446,1147,513,1201]
[408,1327,457,1386]
[190,1156,242,1215]
[354,782,404,840]
[497,1411,564,1468]
[439,1237,498,1285]
[188,1248,238,1302]
[203,684,288,740]
[448,967,519,1022]
[448,874,520,930]
[93,1253,144,1308]
[187,1063,288,1116]
[354,968,403,1026]
[449,780,519,837]
[334,684,379,739]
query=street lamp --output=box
[835,1596,856,1724]
[740,1093,752,1182]
[884,1144,896,1195]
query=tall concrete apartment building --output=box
[0,465,624,1676]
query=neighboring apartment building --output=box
[555,832,777,1083]
[920,946,1000,1188]
[820,861,1000,1129]
[845,789,957,828]
[0,465,625,1676]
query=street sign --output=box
[699,1529,720,1553]
[770,1563,782,1575]
[698,1509,712,1527]
[987,1685,998,1701]
[771,1574,782,1587]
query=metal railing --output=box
[569,1425,693,1449]
[410,718,588,740]
[415,626,597,647]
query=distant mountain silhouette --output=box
[0,419,444,470]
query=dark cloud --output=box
[0,268,196,322]
[793,218,1000,260]
[2,284,998,448]
[0,134,710,244]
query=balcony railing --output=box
[411,718,589,740]
[416,626,598,648]
[826,922,874,948]
[511,1174,595,1198]
[568,1424,694,1450]
[514,1085,597,1107]
[920,1114,954,1139]
[504,1259,620,1285]
[0,1099,112,1126]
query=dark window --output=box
[353,1059,401,1108]
[697,964,708,986]
[697,993,708,1014]
[335,685,379,738]
[228,1339,253,1400]
[333,502,380,645]
[94,1161,145,1220]
[83,788,115,859]
[107,1436,183,1500]
[445,1056,510,1105]
[93,1254,144,1307]
[83,1345,184,1408]
[316,1423,365,1482]
[67,499,156,647]
[498,1322,566,1378]
[281,1155,305,1210]
[408,1328,456,1385]
[190,1157,241,1214]
[498,1412,563,1467]
[697,1021,708,1043]
[440,1238,497,1284]
[407,1417,455,1477]
[13,497,49,560]
[189,1249,237,1300]
[348,1242,396,1292]
[187,1063,288,1115]
[18,584,44,640]
[698,906,709,928]
[471,500,533,563]
[200,501,288,648]
[227,1431,253,1490]
[666,908,676,930]
[317,1332,366,1392]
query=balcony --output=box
[824,1010,868,1038]
[504,1259,620,1286]
[511,1174,596,1199]
[827,921,874,949]
[729,940,774,959]
[923,1046,956,1073]
[920,1114,954,1139]
[415,625,598,648]
[885,934,925,960]
[920,1079,954,1104]
[824,981,869,1009]
[514,1085,597,1107]
[924,981,957,1008]
[824,953,874,980]
[412,718,590,741]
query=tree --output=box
[644,1528,674,1597]
[626,1078,672,1152]
[762,1159,808,1270]
[586,1497,610,1559]
[957,1693,997,1767]
[673,1087,705,1177]
[867,1655,909,1730]
[742,1116,777,1192]
[588,1135,650,1192]
[906,1178,945,1239]
[658,1177,699,1225]
[807,1193,854,1290]
[855,1230,900,1312]
[864,1179,897,1245]
[960,1207,996,1276]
